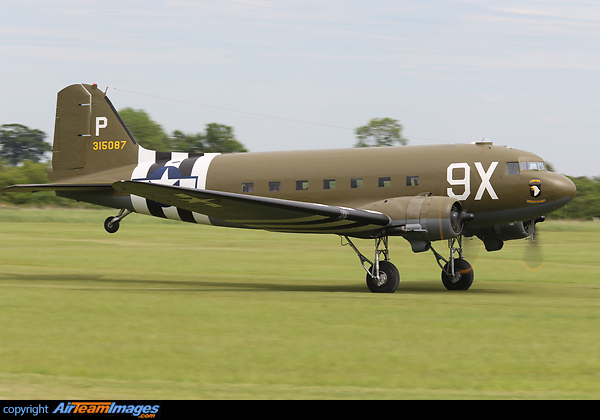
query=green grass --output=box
[1,207,599,399]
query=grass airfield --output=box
[0,207,599,399]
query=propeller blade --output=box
[522,217,545,271]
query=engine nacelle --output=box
[463,221,533,251]
[363,195,472,252]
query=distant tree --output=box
[171,123,247,153]
[559,176,600,220]
[204,123,247,153]
[0,124,51,165]
[171,130,204,153]
[119,108,171,150]
[354,118,407,147]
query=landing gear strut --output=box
[104,209,132,233]
[431,236,474,290]
[342,236,400,293]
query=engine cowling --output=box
[463,221,532,251]
[363,195,473,252]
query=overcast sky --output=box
[2,0,599,176]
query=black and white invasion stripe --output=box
[130,147,220,224]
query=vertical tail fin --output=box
[49,83,140,183]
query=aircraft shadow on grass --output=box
[1,273,519,295]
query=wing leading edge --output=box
[113,180,391,236]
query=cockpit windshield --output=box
[507,161,547,175]
[520,161,546,171]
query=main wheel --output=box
[366,261,400,293]
[441,258,474,290]
[104,216,120,233]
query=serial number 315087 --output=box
[92,140,127,151]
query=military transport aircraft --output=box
[2,83,576,293]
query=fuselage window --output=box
[323,179,336,189]
[351,178,363,189]
[406,176,419,186]
[379,177,391,187]
[242,182,254,193]
[269,181,281,192]
[296,180,309,190]
[506,162,520,175]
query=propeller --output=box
[522,216,545,271]
[459,216,546,271]
[461,234,484,267]
[450,203,474,235]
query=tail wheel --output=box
[441,258,473,290]
[104,216,120,233]
[103,209,132,233]
[366,261,400,293]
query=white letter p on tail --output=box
[95,116,108,136]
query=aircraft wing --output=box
[113,180,391,236]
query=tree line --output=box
[1,113,598,220]
[118,108,248,153]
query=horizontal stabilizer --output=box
[114,180,391,235]
[1,183,113,193]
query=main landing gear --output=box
[342,235,474,293]
[103,209,132,233]
[342,236,400,293]
[430,236,474,290]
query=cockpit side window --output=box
[506,162,520,175]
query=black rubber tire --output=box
[441,258,474,290]
[366,261,400,293]
[104,216,120,233]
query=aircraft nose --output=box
[553,173,576,202]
